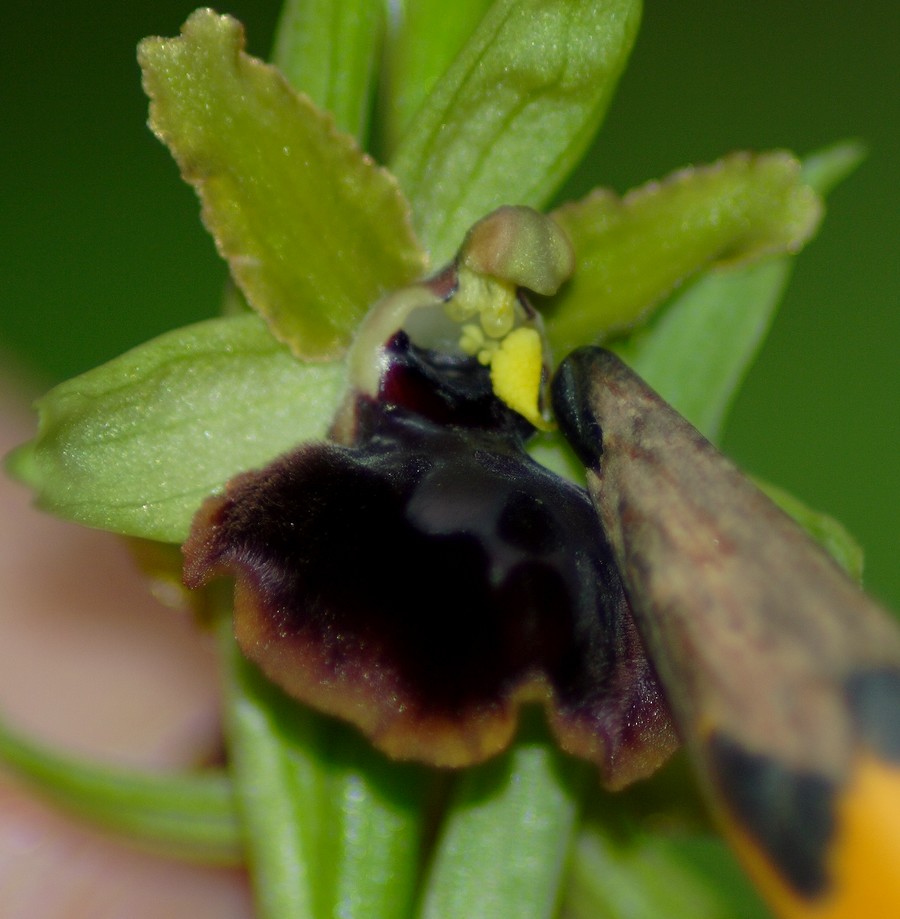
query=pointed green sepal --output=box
[381,0,493,153]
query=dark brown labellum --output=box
[184,333,674,786]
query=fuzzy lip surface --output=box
[183,335,675,787]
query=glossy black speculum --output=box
[184,331,675,785]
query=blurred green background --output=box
[1,2,897,607]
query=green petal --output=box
[138,10,425,360]
[382,0,493,154]
[608,142,864,442]
[7,314,346,543]
[271,0,385,140]
[390,0,642,264]
[545,151,822,358]
[0,711,240,865]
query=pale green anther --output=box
[479,289,517,339]
[459,323,486,356]
[449,266,518,342]
[443,207,573,360]
[443,277,484,322]
[460,206,575,295]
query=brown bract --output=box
[552,346,900,911]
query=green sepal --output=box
[138,10,425,360]
[545,151,822,358]
[390,0,642,265]
[7,314,346,543]
[271,0,385,140]
[0,711,241,865]
[381,0,492,154]
[800,138,868,197]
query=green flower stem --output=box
[315,735,429,919]
[220,611,428,919]
[223,632,323,918]
[271,0,385,140]
[418,717,589,919]
[0,711,241,864]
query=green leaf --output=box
[545,152,822,358]
[222,622,426,919]
[7,314,346,543]
[390,0,642,265]
[756,478,865,582]
[223,629,323,919]
[612,259,793,441]
[316,733,428,919]
[138,10,425,360]
[559,757,771,919]
[0,711,240,865]
[800,138,867,196]
[382,0,493,154]
[271,0,386,140]
[563,824,770,919]
[607,142,864,443]
[419,718,588,919]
